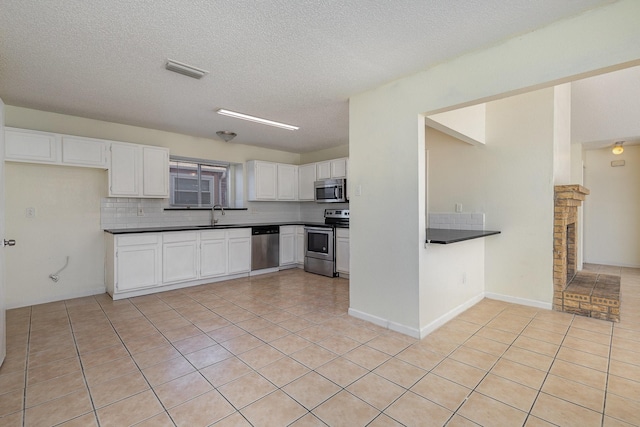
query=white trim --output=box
[249,267,280,276]
[348,308,421,339]
[6,285,107,309]
[484,292,552,310]
[418,292,485,338]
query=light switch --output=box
[26,207,36,218]
[455,203,463,213]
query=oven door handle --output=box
[334,187,339,199]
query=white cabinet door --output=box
[228,229,251,274]
[279,226,296,266]
[200,230,227,278]
[336,228,350,275]
[163,232,198,283]
[5,128,58,163]
[109,142,139,196]
[277,164,297,200]
[331,158,348,179]
[115,234,161,292]
[142,146,169,197]
[316,161,331,180]
[296,226,305,264]
[247,160,277,201]
[61,136,107,168]
[298,163,316,201]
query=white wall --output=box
[5,163,106,308]
[584,145,640,267]
[426,104,486,146]
[553,84,572,185]
[349,0,640,335]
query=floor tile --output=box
[346,373,405,410]
[373,357,426,388]
[607,375,640,403]
[541,374,605,412]
[199,356,254,387]
[283,371,341,410]
[184,343,233,369]
[344,344,390,370]
[432,358,487,389]
[531,392,603,427]
[218,371,276,409]
[241,390,307,427]
[258,356,310,387]
[25,370,86,408]
[313,390,380,427]
[290,343,337,369]
[141,356,195,386]
[475,373,538,412]
[153,371,213,408]
[410,372,470,411]
[24,388,93,426]
[168,389,236,427]
[89,370,149,409]
[490,358,547,389]
[458,392,527,426]
[237,344,284,370]
[604,393,640,426]
[0,389,24,418]
[384,391,452,427]
[549,359,607,390]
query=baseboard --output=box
[418,292,485,339]
[484,292,552,310]
[348,308,421,339]
[6,285,107,310]
[249,267,280,276]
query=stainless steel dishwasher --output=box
[251,225,280,271]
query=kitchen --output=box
[1,1,640,425]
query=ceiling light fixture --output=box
[612,141,624,155]
[216,109,299,131]
[165,59,209,79]
[216,131,237,142]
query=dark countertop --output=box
[426,228,500,244]
[104,222,337,235]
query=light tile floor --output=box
[1,265,639,426]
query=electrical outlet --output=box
[26,207,36,218]
[455,203,463,213]
[137,206,144,216]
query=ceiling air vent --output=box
[165,59,209,79]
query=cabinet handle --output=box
[3,239,16,247]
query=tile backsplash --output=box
[101,198,347,230]
[428,212,485,230]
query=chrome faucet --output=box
[211,204,225,226]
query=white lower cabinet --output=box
[227,229,251,274]
[106,228,251,299]
[108,233,162,293]
[200,230,227,278]
[296,226,305,264]
[336,228,350,276]
[279,226,296,267]
[163,232,198,283]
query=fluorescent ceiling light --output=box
[165,59,209,79]
[216,109,299,131]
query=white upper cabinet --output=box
[109,142,140,197]
[316,161,331,180]
[331,158,348,179]
[142,146,169,197]
[315,158,348,180]
[5,128,58,163]
[247,160,277,201]
[277,164,298,200]
[298,163,316,201]
[109,142,169,198]
[61,135,107,167]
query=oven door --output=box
[304,227,334,261]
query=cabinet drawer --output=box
[162,231,197,244]
[116,233,160,246]
[201,229,226,240]
[227,228,251,239]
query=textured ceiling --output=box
[0,0,613,153]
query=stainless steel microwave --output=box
[314,178,347,203]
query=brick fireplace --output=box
[553,185,620,322]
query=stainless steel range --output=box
[304,209,349,277]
